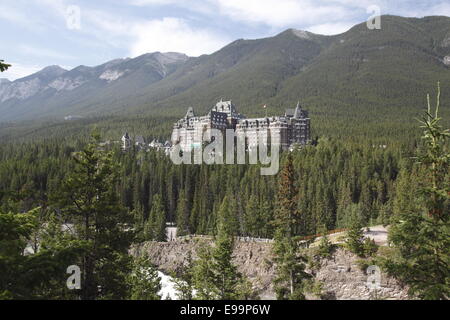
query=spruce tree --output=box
[192,243,215,300]
[192,195,251,300]
[244,194,259,237]
[128,255,161,300]
[260,200,273,238]
[385,83,450,299]
[174,251,195,300]
[52,133,134,300]
[0,59,10,72]
[345,214,365,257]
[0,207,87,299]
[336,181,352,228]
[217,193,239,237]
[146,194,167,241]
[211,227,241,299]
[316,225,333,259]
[272,154,310,300]
[132,204,145,242]
[176,191,190,236]
[211,195,243,299]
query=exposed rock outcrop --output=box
[307,248,409,300]
[132,239,410,300]
[444,56,450,66]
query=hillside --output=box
[0,52,188,121]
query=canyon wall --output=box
[132,239,410,300]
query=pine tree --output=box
[336,181,352,228]
[128,255,161,300]
[260,200,273,238]
[0,208,86,299]
[192,195,251,300]
[217,193,239,237]
[146,194,166,241]
[385,83,450,299]
[132,204,145,242]
[210,227,241,299]
[176,191,190,236]
[244,194,259,236]
[174,251,195,300]
[0,208,39,298]
[272,154,310,300]
[53,133,134,300]
[316,225,333,259]
[0,59,10,72]
[192,243,215,300]
[210,195,241,299]
[273,154,300,234]
[345,213,365,257]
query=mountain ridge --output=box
[1,15,450,122]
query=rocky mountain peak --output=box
[37,65,67,76]
[291,29,313,39]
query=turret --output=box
[185,107,195,119]
[121,132,131,150]
[293,101,301,119]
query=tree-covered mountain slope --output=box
[1,15,449,125]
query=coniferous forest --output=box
[0,82,448,300]
[1,12,450,302]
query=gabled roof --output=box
[285,109,295,117]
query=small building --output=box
[149,139,172,155]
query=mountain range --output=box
[1,15,450,123]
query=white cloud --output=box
[131,0,180,5]
[0,4,29,25]
[130,17,230,57]
[213,0,352,27]
[16,0,229,57]
[129,0,216,17]
[82,10,131,36]
[418,2,450,17]
[0,62,43,81]
[0,2,50,32]
[307,22,354,35]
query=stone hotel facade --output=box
[171,100,310,152]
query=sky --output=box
[1,0,450,80]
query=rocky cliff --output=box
[132,239,410,300]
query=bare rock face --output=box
[308,248,409,300]
[443,56,450,66]
[292,29,312,40]
[441,35,450,47]
[99,70,125,82]
[132,240,410,300]
[132,239,276,299]
[0,78,43,102]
